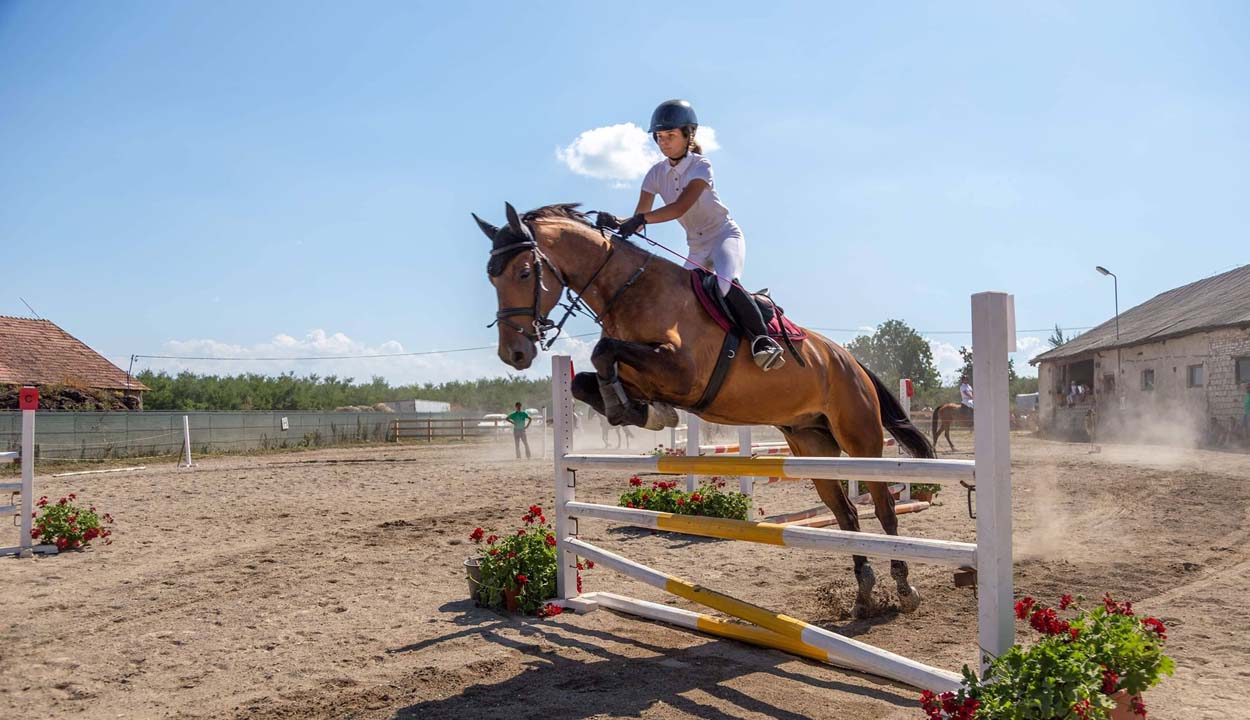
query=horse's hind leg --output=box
[863,480,921,613]
[781,424,879,619]
[828,411,923,615]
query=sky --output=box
[2,1,1247,387]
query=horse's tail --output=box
[931,405,941,444]
[861,365,936,459]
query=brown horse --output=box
[474,203,936,617]
[931,403,974,452]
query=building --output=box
[0,316,149,409]
[380,399,452,414]
[1030,264,1250,443]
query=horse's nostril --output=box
[512,351,525,364]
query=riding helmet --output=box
[648,99,698,133]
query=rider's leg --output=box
[709,232,784,371]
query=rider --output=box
[610,99,785,371]
[959,375,975,418]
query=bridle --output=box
[487,217,650,350]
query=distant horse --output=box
[474,202,936,617]
[599,412,634,449]
[931,403,974,452]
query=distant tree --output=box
[1048,324,1067,349]
[845,319,941,393]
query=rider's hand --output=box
[618,213,647,239]
[594,211,621,230]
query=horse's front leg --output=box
[591,337,687,430]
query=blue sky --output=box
[2,2,1247,385]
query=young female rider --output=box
[610,99,785,371]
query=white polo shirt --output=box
[641,153,733,255]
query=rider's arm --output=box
[633,191,656,217]
[641,179,708,224]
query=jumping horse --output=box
[474,202,936,617]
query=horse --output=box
[474,202,936,617]
[931,403,974,452]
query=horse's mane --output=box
[521,203,592,226]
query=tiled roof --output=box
[0,316,149,392]
[1032,264,1250,364]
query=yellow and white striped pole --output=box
[566,537,964,692]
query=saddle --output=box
[689,269,808,342]
[688,269,807,411]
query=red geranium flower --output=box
[1141,617,1167,640]
[515,573,528,585]
[469,527,485,542]
[629,476,642,487]
[1059,593,1074,610]
[1130,696,1147,716]
[545,534,556,547]
[1015,596,1036,620]
[1102,668,1120,695]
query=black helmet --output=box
[648,99,698,133]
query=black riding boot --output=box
[724,283,785,371]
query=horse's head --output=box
[473,203,568,370]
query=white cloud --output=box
[556,122,719,182]
[927,338,966,383]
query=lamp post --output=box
[1095,266,1122,408]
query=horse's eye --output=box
[519,266,532,279]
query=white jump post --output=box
[550,291,1014,690]
[179,415,195,468]
[899,378,912,500]
[2,387,55,558]
[972,291,1014,671]
[737,426,753,496]
[684,414,700,492]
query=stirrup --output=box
[751,336,785,371]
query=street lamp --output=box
[1095,266,1122,408]
[1095,266,1119,340]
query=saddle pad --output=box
[689,269,807,341]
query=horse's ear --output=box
[504,202,533,241]
[471,213,499,241]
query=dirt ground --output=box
[3,429,1248,719]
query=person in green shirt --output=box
[507,402,532,459]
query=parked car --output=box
[477,413,510,432]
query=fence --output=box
[0,411,486,461]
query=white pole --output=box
[552,357,578,600]
[737,426,754,497]
[180,415,194,468]
[685,415,701,492]
[972,292,1015,674]
[18,396,35,558]
[899,378,911,499]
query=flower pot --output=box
[912,490,934,503]
[503,586,520,612]
[464,556,484,603]
[1109,690,1142,720]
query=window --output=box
[1141,369,1155,391]
[1237,357,1250,384]
[1187,365,1204,387]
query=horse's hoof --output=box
[643,403,678,431]
[852,598,875,619]
[897,586,922,613]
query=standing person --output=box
[607,99,785,371]
[507,402,532,459]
